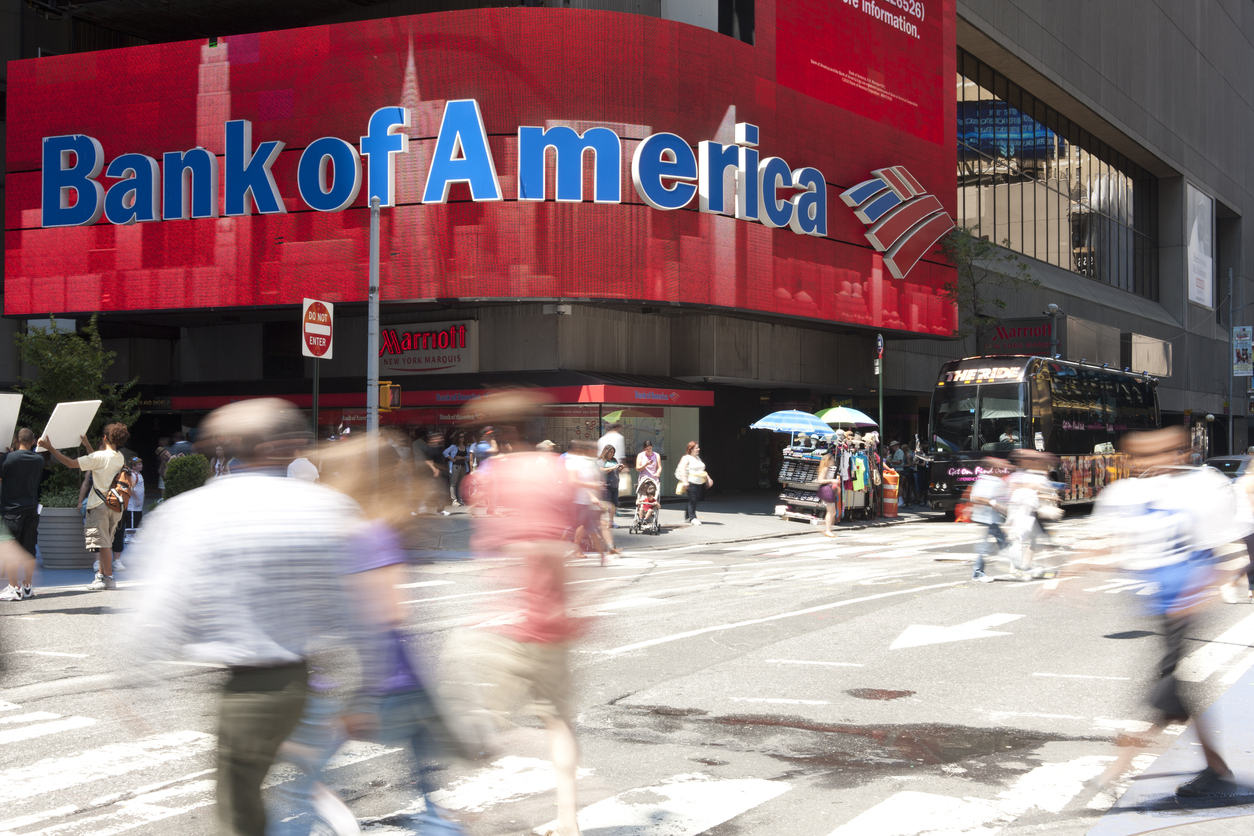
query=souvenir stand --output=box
[748,410,840,524]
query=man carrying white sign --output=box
[40,423,130,590]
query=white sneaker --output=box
[691,519,702,526]
[0,585,22,602]
[20,584,33,599]
[87,573,116,591]
[112,559,126,572]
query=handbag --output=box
[677,481,688,494]
[818,483,836,504]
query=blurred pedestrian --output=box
[970,456,1010,582]
[1080,427,1250,798]
[41,423,129,590]
[127,399,361,836]
[270,434,466,836]
[444,431,472,506]
[564,441,615,564]
[414,430,451,516]
[675,441,711,525]
[124,456,145,535]
[449,446,585,836]
[0,428,43,600]
[597,444,623,527]
[816,447,840,538]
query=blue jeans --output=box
[973,522,1007,576]
[268,691,345,836]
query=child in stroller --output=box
[632,476,662,534]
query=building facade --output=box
[2,0,1251,489]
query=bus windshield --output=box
[931,383,1027,453]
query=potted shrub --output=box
[164,454,211,499]
[37,480,91,570]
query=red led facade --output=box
[4,0,957,335]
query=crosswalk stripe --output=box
[0,730,213,805]
[427,756,593,813]
[0,716,96,746]
[532,774,790,836]
[827,755,1111,835]
[1176,611,1254,681]
[18,778,217,836]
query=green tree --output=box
[939,228,1039,353]
[14,314,141,498]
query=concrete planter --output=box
[38,507,90,570]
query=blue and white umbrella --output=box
[750,410,837,436]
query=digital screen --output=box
[5,3,956,335]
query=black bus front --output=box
[926,359,1032,511]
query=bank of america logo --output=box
[840,167,954,280]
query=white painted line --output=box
[0,701,17,712]
[1033,672,1131,681]
[765,659,864,667]
[0,711,62,725]
[729,697,829,705]
[428,756,592,812]
[602,581,963,655]
[155,660,227,669]
[402,586,525,605]
[987,710,1086,721]
[394,580,456,589]
[0,804,79,833]
[1176,611,1254,682]
[828,755,1112,835]
[20,778,217,836]
[533,774,790,836]
[13,651,89,659]
[1221,647,1254,684]
[1092,718,1153,733]
[0,715,96,745]
[0,729,213,805]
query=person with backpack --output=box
[40,423,132,591]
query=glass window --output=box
[956,48,1158,300]
[977,383,1027,452]
[931,387,978,453]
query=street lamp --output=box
[1206,413,1215,460]
[1044,303,1062,359]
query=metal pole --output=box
[1229,267,1235,455]
[1049,310,1059,357]
[312,357,320,450]
[367,196,381,470]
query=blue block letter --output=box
[298,137,362,212]
[423,99,502,203]
[631,133,697,211]
[789,167,828,236]
[162,148,219,220]
[360,106,410,208]
[225,120,286,216]
[757,156,794,229]
[517,125,621,203]
[104,153,160,225]
[41,135,105,228]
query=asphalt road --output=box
[3,515,1254,836]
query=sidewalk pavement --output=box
[401,490,945,557]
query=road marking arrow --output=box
[890,613,1024,650]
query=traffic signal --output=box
[379,381,402,411]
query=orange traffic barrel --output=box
[882,469,899,517]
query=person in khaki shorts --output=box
[41,423,128,590]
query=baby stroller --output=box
[631,476,662,534]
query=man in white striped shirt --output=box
[128,399,363,836]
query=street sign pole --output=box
[877,333,884,441]
[301,297,334,450]
[367,196,381,474]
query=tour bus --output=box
[926,356,1161,511]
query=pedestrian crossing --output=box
[0,693,1172,836]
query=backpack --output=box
[95,466,137,513]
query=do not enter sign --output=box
[302,298,334,359]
